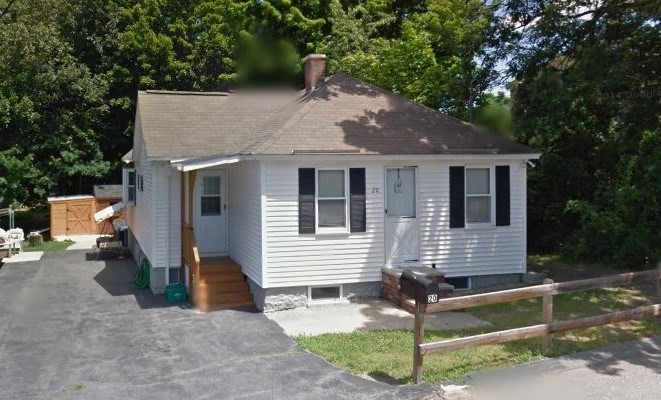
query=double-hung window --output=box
[316,169,347,230]
[465,167,493,224]
[123,168,136,205]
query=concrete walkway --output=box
[268,299,490,336]
[0,251,433,400]
[463,336,661,400]
[63,234,106,250]
[1,250,43,263]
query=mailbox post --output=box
[400,270,440,383]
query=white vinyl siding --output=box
[129,154,527,291]
[150,163,171,272]
[124,116,156,267]
[123,116,173,284]
[263,159,527,287]
[418,160,526,277]
[168,170,181,273]
[228,161,263,286]
[264,160,384,287]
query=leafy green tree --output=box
[0,0,110,204]
[506,0,660,266]
[324,0,496,118]
[412,0,495,119]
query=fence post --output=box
[542,278,554,353]
[413,301,427,384]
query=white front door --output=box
[385,167,419,265]
[194,170,228,255]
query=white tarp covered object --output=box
[94,202,126,223]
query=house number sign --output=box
[371,187,380,193]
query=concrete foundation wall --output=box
[250,280,381,312]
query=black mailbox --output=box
[400,270,440,304]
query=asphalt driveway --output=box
[0,250,432,400]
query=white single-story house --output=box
[121,54,540,311]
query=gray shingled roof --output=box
[137,73,537,159]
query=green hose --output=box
[133,259,150,289]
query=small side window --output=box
[309,285,342,302]
[123,168,136,205]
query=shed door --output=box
[66,201,95,235]
[194,170,228,255]
[385,167,419,265]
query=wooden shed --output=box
[48,185,125,237]
[48,195,97,237]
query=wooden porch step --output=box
[197,272,245,284]
[197,281,250,293]
[193,256,255,311]
[196,292,254,311]
[199,264,242,273]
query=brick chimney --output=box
[303,54,327,91]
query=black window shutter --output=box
[298,168,316,234]
[495,165,511,226]
[449,166,465,228]
[349,168,366,232]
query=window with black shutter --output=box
[449,165,511,227]
[299,167,367,234]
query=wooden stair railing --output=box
[182,222,201,304]
[182,222,254,311]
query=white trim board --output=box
[155,153,541,164]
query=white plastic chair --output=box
[6,228,24,255]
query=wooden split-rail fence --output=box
[410,266,661,383]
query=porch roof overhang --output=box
[165,151,541,171]
[171,154,248,172]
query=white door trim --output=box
[384,166,420,265]
[194,169,229,256]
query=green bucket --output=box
[165,283,188,303]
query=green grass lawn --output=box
[297,284,660,384]
[24,240,74,252]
